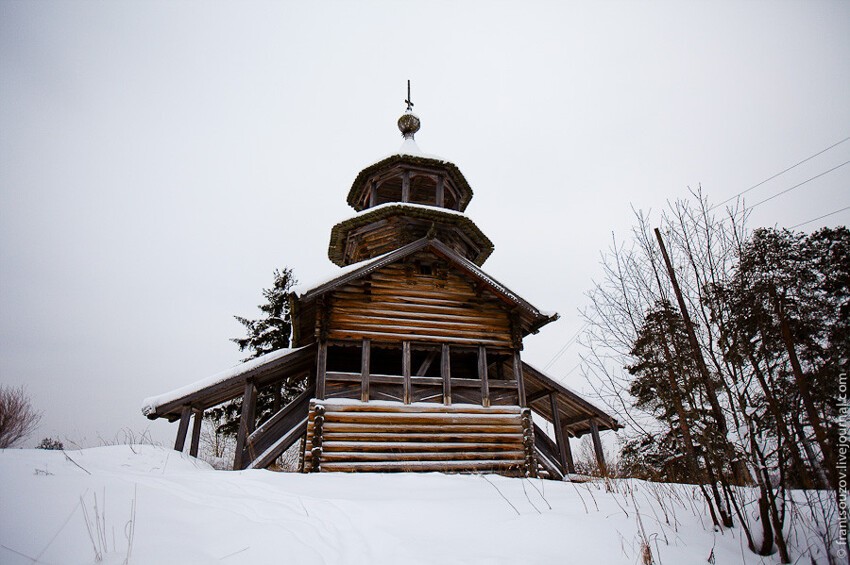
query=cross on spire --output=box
[405,80,414,111]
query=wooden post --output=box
[189,408,203,458]
[401,171,410,202]
[360,338,371,402]
[549,393,569,474]
[441,343,451,405]
[436,177,444,207]
[512,351,526,407]
[233,380,258,470]
[316,341,327,400]
[402,341,411,404]
[562,430,576,474]
[478,346,490,407]
[369,180,378,208]
[272,383,282,413]
[589,420,607,475]
[174,405,192,452]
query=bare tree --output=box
[0,385,42,448]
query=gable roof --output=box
[293,237,558,334]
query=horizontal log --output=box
[311,412,521,425]
[327,329,511,347]
[320,450,526,462]
[317,401,520,414]
[316,422,524,434]
[318,460,524,472]
[322,441,522,452]
[322,432,525,443]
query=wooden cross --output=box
[405,79,414,111]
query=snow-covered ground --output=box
[0,445,840,564]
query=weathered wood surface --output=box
[304,400,528,475]
[326,260,513,347]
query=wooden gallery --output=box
[142,102,621,479]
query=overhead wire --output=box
[710,135,850,211]
[543,321,588,371]
[749,159,850,209]
[790,205,850,229]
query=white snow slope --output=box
[0,445,840,564]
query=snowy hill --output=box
[0,446,838,564]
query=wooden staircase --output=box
[304,400,536,475]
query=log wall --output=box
[326,259,513,347]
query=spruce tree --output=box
[207,267,305,437]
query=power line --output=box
[750,159,850,209]
[543,322,588,371]
[790,205,850,229]
[711,135,850,211]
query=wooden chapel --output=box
[142,95,621,479]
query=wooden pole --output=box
[562,430,576,474]
[233,380,258,470]
[361,338,371,403]
[512,351,526,407]
[189,408,203,458]
[589,420,607,475]
[436,177,445,207]
[478,346,490,407]
[174,405,192,452]
[402,171,410,202]
[402,341,412,404]
[549,393,569,474]
[441,343,451,405]
[316,341,328,400]
[369,180,378,208]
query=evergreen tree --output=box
[206,268,305,438]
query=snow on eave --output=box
[141,346,309,416]
[290,250,397,298]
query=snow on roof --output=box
[369,137,450,165]
[522,360,611,417]
[290,249,396,298]
[141,346,309,415]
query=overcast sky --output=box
[1,1,848,447]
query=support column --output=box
[360,338,371,402]
[478,346,490,408]
[402,341,411,404]
[589,420,607,475]
[441,343,451,405]
[189,408,203,458]
[369,180,378,208]
[174,405,192,452]
[401,171,410,202]
[512,351,526,407]
[436,177,445,207]
[316,341,328,400]
[549,393,569,475]
[233,380,258,470]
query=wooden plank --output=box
[550,393,570,473]
[189,408,203,458]
[369,180,377,207]
[322,441,522,451]
[360,338,370,402]
[401,170,410,202]
[320,402,520,414]
[173,405,192,452]
[478,346,490,408]
[322,433,524,443]
[232,380,258,470]
[321,451,526,462]
[316,341,327,399]
[403,341,411,405]
[320,423,524,434]
[441,343,452,405]
[319,459,524,472]
[247,419,308,470]
[314,412,520,426]
[513,351,526,407]
[436,176,444,207]
[590,419,607,474]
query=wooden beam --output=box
[526,389,551,404]
[549,393,569,474]
[360,338,371,403]
[562,430,576,474]
[402,341,411,404]
[233,380,258,470]
[189,408,203,458]
[369,180,378,208]
[174,405,191,452]
[441,344,451,405]
[415,350,438,376]
[513,350,526,407]
[436,177,445,207]
[272,383,282,413]
[478,346,490,408]
[401,171,410,202]
[316,341,328,400]
[589,420,607,475]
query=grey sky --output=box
[1,1,848,447]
